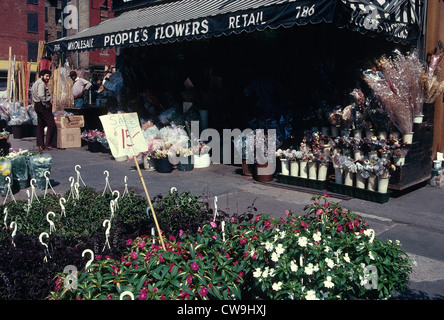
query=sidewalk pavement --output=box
[7,136,444,300]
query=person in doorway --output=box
[31,69,57,150]
[70,70,92,108]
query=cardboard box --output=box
[57,128,81,148]
[55,115,85,129]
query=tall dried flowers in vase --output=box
[423,41,444,104]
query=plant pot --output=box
[280,159,289,176]
[321,127,329,135]
[356,173,366,189]
[308,162,317,180]
[88,141,101,153]
[177,156,194,171]
[100,144,110,153]
[403,132,414,144]
[433,160,442,170]
[194,153,211,168]
[254,162,275,182]
[290,161,299,177]
[317,164,328,181]
[142,155,156,171]
[378,176,389,193]
[367,175,377,191]
[344,170,354,186]
[155,158,173,173]
[394,156,405,166]
[114,155,128,162]
[11,125,25,139]
[413,114,424,124]
[299,160,308,178]
[334,167,343,184]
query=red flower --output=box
[169,263,175,272]
[191,262,199,271]
[316,209,324,215]
[199,286,209,297]
[239,236,247,245]
[301,221,310,228]
[137,240,146,248]
[158,253,165,262]
[264,220,271,229]
[130,252,138,260]
[126,238,133,246]
[186,274,193,284]
[337,225,343,232]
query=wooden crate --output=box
[57,128,81,148]
[54,115,85,129]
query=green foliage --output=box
[47,194,414,300]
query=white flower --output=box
[279,230,286,239]
[271,252,279,262]
[269,268,276,277]
[305,290,319,300]
[369,251,376,260]
[275,243,285,255]
[325,257,335,269]
[262,268,269,278]
[304,263,315,275]
[253,268,262,278]
[263,241,274,252]
[324,276,335,289]
[272,282,283,291]
[290,260,298,272]
[344,253,351,263]
[313,264,319,272]
[298,236,308,247]
[313,231,322,242]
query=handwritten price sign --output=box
[99,113,148,158]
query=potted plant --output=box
[27,150,52,190]
[176,147,194,171]
[6,148,29,189]
[81,129,104,153]
[192,141,211,169]
[0,156,12,196]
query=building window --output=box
[100,6,109,23]
[27,0,38,4]
[28,41,38,62]
[27,12,39,33]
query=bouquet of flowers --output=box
[80,129,104,142]
[28,152,52,190]
[0,157,12,196]
[6,148,29,189]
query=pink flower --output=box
[179,229,184,238]
[107,294,113,299]
[337,225,343,232]
[333,209,339,216]
[159,254,165,262]
[239,236,247,244]
[137,240,146,248]
[138,288,148,300]
[316,209,324,215]
[285,209,290,216]
[126,238,133,246]
[264,220,271,229]
[169,263,175,272]
[190,262,199,271]
[130,252,138,260]
[210,221,217,228]
[199,286,209,297]
[186,274,193,284]
[169,235,176,241]
[301,221,310,228]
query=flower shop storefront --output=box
[45,0,435,202]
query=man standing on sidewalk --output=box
[69,70,92,108]
[30,69,57,150]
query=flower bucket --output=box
[394,156,405,166]
[321,127,329,135]
[356,173,366,189]
[317,164,328,181]
[433,160,442,170]
[367,175,377,191]
[299,160,308,178]
[353,150,363,161]
[155,158,173,173]
[308,161,317,180]
[290,161,299,177]
[344,170,354,186]
[254,162,275,182]
[334,167,343,184]
[28,153,52,190]
[413,114,424,124]
[88,141,101,153]
[241,159,253,176]
[142,155,156,171]
[194,153,211,168]
[280,159,289,176]
[331,126,339,137]
[403,132,414,144]
[353,129,362,139]
[114,155,128,162]
[8,151,29,189]
[11,125,25,139]
[177,156,194,171]
[378,176,389,193]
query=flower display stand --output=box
[328,181,391,204]
[276,173,328,190]
[389,103,434,191]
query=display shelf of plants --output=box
[0,174,415,300]
[275,48,444,201]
